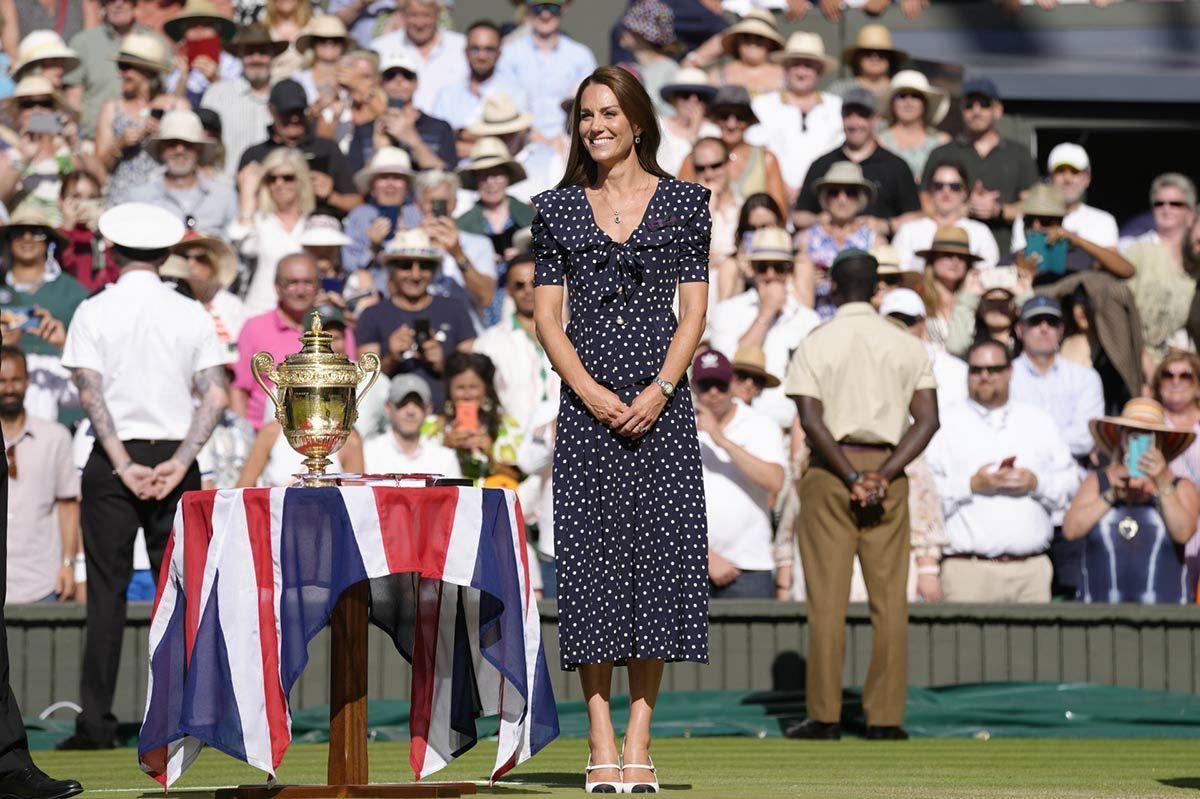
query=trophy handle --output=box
[251,352,282,421]
[355,352,382,411]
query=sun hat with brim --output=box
[380,229,442,264]
[1090,398,1196,464]
[813,161,877,206]
[11,31,80,80]
[225,23,290,58]
[163,0,238,43]
[730,345,781,388]
[719,10,784,57]
[300,215,353,248]
[466,93,534,138]
[6,74,64,111]
[746,226,794,263]
[659,66,716,104]
[99,202,186,250]
[621,0,676,49]
[842,23,908,68]
[707,85,758,125]
[168,230,238,288]
[146,110,217,162]
[296,15,351,53]
[353,147,415,195]
[915,225,982,263]
[1023,183,1067,218]
[884,69,949,127]
[458,136,527,190]
[0,206,65,250]
[112,32,174,74]
[771,31,837,72]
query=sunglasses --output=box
[893,90,925,102]
[382,68,416,81]
[392,260,438,273]
[1165,369,1196,383]
[695,160,726,174]
[311,36,345,46]
[931,180,964,193]
[18,98,54,110]
[1026,215,1064,228]
[887,312,921,328]
[696,378,730,394]
[509,279,534,290]
[859,49,891,59]
[671,91,706,102]
[823,186,861,200]
[968,364,1008,375]
[266,173,297,185]
[964,95,994,110]
[1153,199,1189,209]
[185,250,212,264]
[1022,315,1063,329]
[733,370,768,388]
[9,226,46,240]
[752,261,793,275]
[530,3,563,15]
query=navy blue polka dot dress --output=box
[532,177,711,671]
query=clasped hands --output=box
[971,462,1039,497]
[585,383,665,440]
[119,458,189,502]
[850,472,889,508]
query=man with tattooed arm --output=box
[55,203,230,751]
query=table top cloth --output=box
[137,485,559,787]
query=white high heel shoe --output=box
[621,752,659,794]
[584,756,623,794]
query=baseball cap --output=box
[387,373,432,407]
[691,349,733,384]
[841,87,877,116]
[1018,295,1062,322]
[1047,142,1090,173]
[963,76,1000,100]
[380,52,419,77]
[879,288,926,319]
[269,79,308,113]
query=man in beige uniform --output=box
[784,249,940,741]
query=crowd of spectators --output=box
[1,0,1198,610]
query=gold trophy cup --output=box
[252,313,381,484]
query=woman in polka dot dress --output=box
[532,67,711,794]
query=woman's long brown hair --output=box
[556,66,672,189]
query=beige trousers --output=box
[940,555,1053,603]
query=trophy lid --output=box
[273,312,361,387]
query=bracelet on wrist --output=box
[916,565,941,576]
[61,558,74,568]
[112,460,133,477]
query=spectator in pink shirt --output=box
[231,252,355,428]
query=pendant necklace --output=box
[595,181,650,226]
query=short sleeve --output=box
[678,189,713,283]
[531,211,566,287]
[355,306,383,349]
[60,304,101,372]
[914,347,937,392]
[784,340,821,400]
[53,426,81,500]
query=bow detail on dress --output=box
[598,241,645,304]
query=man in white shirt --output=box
[58,203,229,750]
[1011,144,1120,256]
[370,0,468,116]
[707,226,820,428]
[926,340,1079,602]
[199,25,282,180]
[363,374,461,477]
[471,255,549,426]
[879,288,967,415]
[692,350,786,599]
[746,31,843,200]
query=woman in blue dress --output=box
[531,66,711,794]
[1063,398,1200,604]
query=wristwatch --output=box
[112,460,133,477]
[655,378,675,398]
[844,470,862,488]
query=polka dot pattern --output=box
[531,178,712,671]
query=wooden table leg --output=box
[329,579,370,786]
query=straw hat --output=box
[813,161,877,205]
[299,215,353,248]
[8,75,64,110]
[146,110,217,162]
[166,230,238,288]
[99,203,186,249]
[112,32,174,74]
[226,23,290,58]
[466,94,534,138]
[0,206,65,251]
[380,229,442,264]
[660,67,716,103]
[1023,183,1067,218]
[10,31,79,80]
[842,23,908,67]
[770,31,836,72]
[1090,398,1196,464]
[296,15,351,53]
[163,0,237,43]
[884,70,949,127]
[915,225,982,263]
[746,226,794,262]
[730,345,781,388]
[353,147,414,195]
[873,243,901,273]
[719,10,784,57]
[457,136,526,190]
